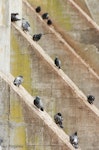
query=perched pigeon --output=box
[34,96,44,111]
[70,132,78,149]
[87,95,95,104]
[13,75,23,87]
[42,13,49,20]
[22,18,30,32]
[35,6,41,13]
[54,57,61,69]
[33,33,42,41]
[47,19,52,25]
[54,112,63,128]
[11,13,21,22]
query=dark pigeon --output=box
[54,112,63,128]
[87,95,95,104]
[34,96,44,111]
[47,19,52,25]
[13,75,23,87]
[70,132,79,149]
[22,18,30,32]
[33,33,42,41]
[54,57,61,69]
[42,13,49,20]
[35,6,41,13]
[11,13,21,22]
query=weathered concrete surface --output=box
[22,1,99,110]
[11,23,99,150]
[0,72,75,150]
[0,0,10,74]
[24,0,99,76]
[11,0,22,26]
[85,0,99,25]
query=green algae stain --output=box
[10,97,27,150]
[10,98,23,122]
[14,127,27,150]
[11,31,32,94]
[27,0,72,31]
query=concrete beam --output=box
[0,0,10,74]
[12,22,99,118]
[0,71,76,150]
[85,0,99,25]
[68,0,99,32]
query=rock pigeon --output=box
[47,19,52,25]
[42,13,49,20]
[54,112,63,128]
[34,96,44,111]
[87,95,95,104]
[13,75,23,87]
[35,6,41,13]
[54,57,61,69]
[22,18,30,32]
[33,33,42,41]
[70,132,78,149]
[11,13,21,22]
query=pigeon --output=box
[13,75,23,87]
[33,33,42,41]
[54,57,61,69]
[34,96,44,111]
[11,13,21,22]
[87,95,95,104]
[42,13,49,20]
[54,112,63,128]
[35,6,41,13]
[22,18,30,32]
[47,19,52,25]
[70,132,78,149]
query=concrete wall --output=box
[11,24,99,150]
[22,1,99,110]
[11,0,22,26]
[0,0,10,74]
[0,72,75,150]
[85,0,99,25]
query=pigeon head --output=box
[57,112,62,116]
[35,6,41,13]
[74,132,77,136]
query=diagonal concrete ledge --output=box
[12,22,99,119]
[23,0,99,82]
[68,0,99,32]
[0,71,77,150]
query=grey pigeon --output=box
[54,112,63,128]
[42,13,49,20]
[13,75,23,87]
[11,13,21,22]
[70,132,78,149]
[54,57,61,69]
[22,18,30,32]
[34,96,44,111]
[87,95,95,104]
